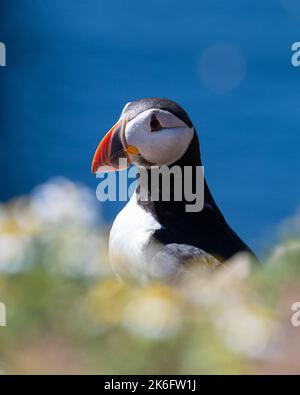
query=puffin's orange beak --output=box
[91,119,130,174]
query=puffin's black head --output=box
[92,98,199,174]
[122,98,193,128]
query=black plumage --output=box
[123,98,258,264]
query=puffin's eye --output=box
[150,115,162,132]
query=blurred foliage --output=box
[0,178,300,374]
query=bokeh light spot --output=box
[198,43,246,93]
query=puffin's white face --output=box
[123,108,194,166]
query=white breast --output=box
[109,192,161,280]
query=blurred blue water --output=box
[1,0,300,253]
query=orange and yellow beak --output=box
[91,119,131,174]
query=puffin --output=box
[92,98,258,280]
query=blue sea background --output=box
[1,0,300,255]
